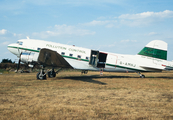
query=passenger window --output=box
[77,55,81,59]
[86,57,89,60]
[61,52,65,55]
[37,48,41,50]
[69,54,73,57]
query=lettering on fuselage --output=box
[120,61,136,67]
[46,44,86,54]
[46,44,67,50]
[68,48,86,54]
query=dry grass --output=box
[0,71,173,120]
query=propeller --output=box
[16,58,21,72]
[16,48,22,72]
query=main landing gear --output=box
[37,68,47,80]
[48,68,56,78]
[37,67,62,80]
[137,72,145,78]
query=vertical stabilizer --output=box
[138,40,167,60]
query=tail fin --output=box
[138,40,167,60]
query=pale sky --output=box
[1,0,173,61]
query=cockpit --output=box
[16,41,23,45]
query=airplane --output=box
[7,38,173,80]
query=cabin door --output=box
[97,52,107,68]
[89,50,107,68]
[89,50,99,67]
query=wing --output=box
[38,48,72,68]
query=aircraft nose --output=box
[7,44,15,52]
[8,44,12,50]
[7,43,20,57]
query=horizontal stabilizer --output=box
[38,48,72,68]
[165,66,173,70]
[140,65,164,72]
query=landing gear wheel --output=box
[81,70,88,74]
[140,75,145,78]
[48,71,56,78]
[37,72,46,80]
[84,70,88,74]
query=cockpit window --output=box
[19,42,23,45]
[17,41,23,45]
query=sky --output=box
[1,0,173,62]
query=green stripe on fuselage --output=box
[8,46,144,72]
[138,47,167,60]
[8,46,40,52]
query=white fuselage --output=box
[7,39,173,73]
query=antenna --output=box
[26,36,30,39]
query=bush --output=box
[0,63,16,69]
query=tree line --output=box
[1,59,14,64]
[0,59,40,70]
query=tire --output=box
[48,71,56,78]
[84,70,88,74]
[140,75,145,78]
[37,72,46,80]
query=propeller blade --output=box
[16,59,21,72]
[16,52,22,72]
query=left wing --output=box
[38,48,72,68]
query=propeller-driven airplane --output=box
[7,39,173,79]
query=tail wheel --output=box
[81,70,88,74]
[140,75,145,78]
[84,70,88,74]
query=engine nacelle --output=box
[20,52,38,64]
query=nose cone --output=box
[8,43,15,52]
[7,43,20,57]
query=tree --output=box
[1,59,13,63]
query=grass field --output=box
[0,71,173,120]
